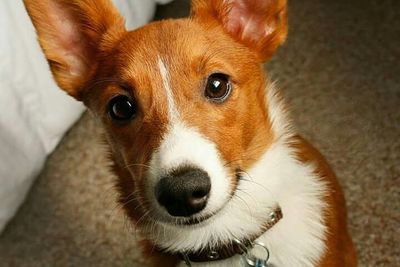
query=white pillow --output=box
[0,0,172,234]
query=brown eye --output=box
[205,73,231,102]
[108,95,136,122]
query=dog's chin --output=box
[151,208,218,227]
[172,212,215,226]
[151,199,230,228]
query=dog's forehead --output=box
[113,19,250,80]
[118,20,208,71]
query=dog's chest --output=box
[162,141,328,267]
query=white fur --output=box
[143,83,328,267]
[147,122,232,221]
[266,81,294,140]
[144,58,232,222]
[158,57,179,122]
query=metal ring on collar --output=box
[232,238,250,254]
[243,242,270,267]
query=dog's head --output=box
[25,0,287,251]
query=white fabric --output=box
[0,0,172,234]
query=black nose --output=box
[155,167,211,217]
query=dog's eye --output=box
[205,73,231,102]
[108,95,136,122]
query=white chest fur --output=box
[150,85,328,267]
[171,140,328,267]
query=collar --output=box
[159,206,283,264]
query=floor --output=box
[0,0,399,266]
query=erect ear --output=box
[191,0,288,61]
[24,0,126,100]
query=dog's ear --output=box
[191,0,287,61]
[24,0,126,100]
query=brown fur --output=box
[191,0,288,61]
[24,0,126,98]
[292,136,357,267]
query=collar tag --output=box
[242,242,270,267]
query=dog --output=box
[24,0,357,266]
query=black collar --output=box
[158,206,283,264]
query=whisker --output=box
[123,162,155,172]
[236,170,276,202]
[136,210,151,227]
[233,192,254,220]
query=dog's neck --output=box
[159,206,283,264]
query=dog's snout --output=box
[155,167,211,217]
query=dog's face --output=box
[25,0,287,243]
[90,20,276,225]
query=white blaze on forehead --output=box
[157,56,179,122]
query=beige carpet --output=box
[1,0,399,266]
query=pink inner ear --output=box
[47,1,89,76]
[224,0,276,43]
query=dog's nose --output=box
[155,167,211,217]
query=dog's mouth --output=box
[154,200,226,227]
[151,169,242,227]
[174,211,217,226]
